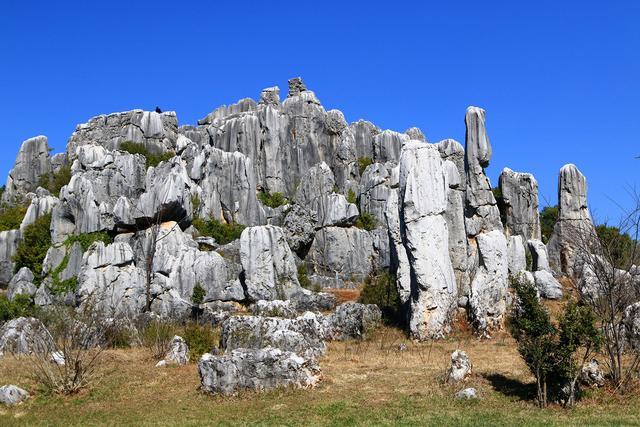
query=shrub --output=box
[0,203,27,232]
[38,165,72,197]
[64,231,113,252]
[192,283,206,304]
[359,271,401,326]
[355,212,376,231]
[13,213,52,284]
[540,205,558,243]
[0,293,38,322]
[358,156,373,175]
[181,322,219,361]
[192,218,245,245]
[508,277,601,407]
[119,141,175,168]
[258,191,288,208]
[142,319,178,360]
[346,188,358,205]
[297,264,318,291]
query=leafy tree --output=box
[192,218,245,245]
[297,264,318,291]
[0,294,38,322]
[540,205,558,243]
[0,203,28,232]
[13,213,52,284]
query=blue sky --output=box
[1,1,638,224]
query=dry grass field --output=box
[1,323,639,426]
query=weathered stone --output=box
[282,205,317,256]
[20,188,58,231]
[359,162,393,226]
[548,164,596,276]
[198,347,321,396]
[399,141,456,340]
[221,312,327,359]
[0,385,29,406]
[0,317,54,357]
[326,302,382,340]
[533,270,563,300]
[580,359,605,387]
[250,300,298,318]
[165,335,189,365]
[447,350,472,382]
[405,127,426,142]
[240,225,301,301]
[385,188,411,305]
[469,230,509,337]
[528,239,552,272]
[498,168,541,240]
[325,110,347,135]
[0,230,21,285]
[2,136,51,203]
[623,302,640,351]
[507,235,527,275]
[373,130,409,164]
[455,388,478,400]
[259,86,281,106]
[7,267,36,300]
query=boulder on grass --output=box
[166,335,189,365]
[447,350,472,382]
[455,387,478,400]
[198,347,321,395]
[326,302,382,340]
[0,385,29,406]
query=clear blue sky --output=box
[1,1,638,224]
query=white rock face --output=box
[198,347,321,396]
[0,229,21,285]
[0,385,29,406]
[447,350,472,382]
[240,225,301,301]
[385,188,411,305]
[20,188,59,231]
[528,239,552,272]
[547,164,596,276]
[507,235,527,275]
[455,387,478,400]
[7,267,36,300]
[533,270,563,300]
[0,317,54,357]
[399,141,456,340]
[164,335,189,365]
[498,168,541,241]
[469,230,509,337]
[580,359,605,387]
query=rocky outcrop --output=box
[2,136,51,203]
[198,347,321,395]
[385,188,411,305]
[66,110,178,161]
[580,359,605,387]
[20,188,58,230]
[0,317,54,357]
[7,267,36,300]
[623,302,640,351]
[0,230,21,285]
[165,335,189,365]
[498,168,541,241]
[399,141,456,340]
[326,302,382,340]
[240,225,301,301]
[0,385,29,406]
[548,164,596,276]
[469,230,509,337]
[250,300,298,318]
[533,270,563,300]
[220,312,327,359]
[507,236,527,275]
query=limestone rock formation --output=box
[580,359,605,387]
[399,141,456,339]
[250,300,298,318]
[2,136,51,203]
[507,236,527,275]
[7,267,36,301]
[548,164,596,276]
[0,385,29,406]
[498,168,541,240]
[0,230,21,285]
[326,302,382,340]
[198,347,321,395]
[447,350,472,382]
[0,317,54,357]
[165,335,189,365]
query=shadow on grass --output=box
[483,373,537,401]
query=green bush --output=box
[0,293,38,322]
[192,283,206,304]
[359,271,401,326]
[596,224,635,268]
[358,156,373,175]
[346,188,358,205]
[38,164,72,196]
[0,203,27,232]
[192,218,245,245]
[355,212,376,231]
[64,231,113,252]
[120,141,175,168]
[540,205,558,243]
[13,213,52,284]
[508,278,601,407]
[258,191,288,208]
[297,264,319,291]
[181,322,220,361]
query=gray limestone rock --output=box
[0,385,29,406]
[250,300,298,318]
[220,312,327,359]
[528,239,552,272]
[405,127,426,142]
[399,141,456,340]
[623,302,640,351]
[373,130,409,164]
[7,267,36,301]
[240,225,301,301]
[498,168,541,240]
[533,270,563,300]
[359,162,393,226]
[507,236,527,275]
[385,188,411,305]
[326,302,382,340]
[2,136,51,203]
[455,388,478,400]
[259,86,281,106]
[447,350,472,382]
[198,347,321,396]
[165,335,189,365]
[0,317,54,357]
[20,188,59,231]
[580,359,605,387]
[0,230,21,285]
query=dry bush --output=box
[140,318,178,360]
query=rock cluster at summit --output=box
[0,77,600,343]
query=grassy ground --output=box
[1,325,639,426]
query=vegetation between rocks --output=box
[0,202,27,232]
[119,141,175,168]
[37,164,72,197]
[192,217,245,245]
[12,213,52,284]
[258,190,288,208]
